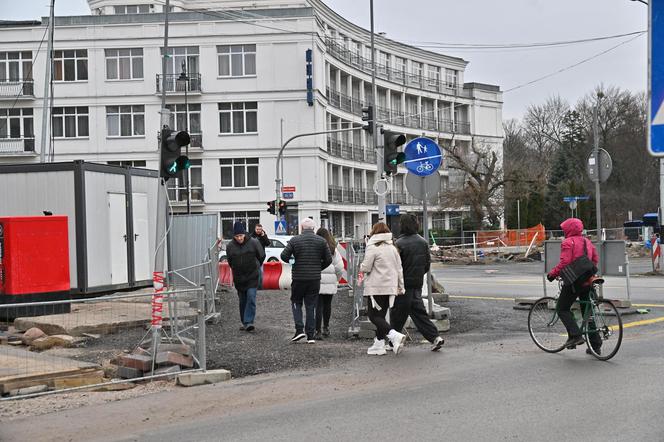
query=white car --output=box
[219,235,294,263]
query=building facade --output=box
[0,0,503,238]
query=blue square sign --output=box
[650,2,664,156]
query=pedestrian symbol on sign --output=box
[275,220,287,235]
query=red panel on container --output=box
[0,216,70,295]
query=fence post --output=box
[472,234,477,262]
[197,288,207,372]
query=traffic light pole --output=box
[275,127,365,222]
[369,0,385,220]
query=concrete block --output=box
[157,343,192,356]
[9,384,48,397]
[177,369,231,387]
[607,299,632,309]
[117,366,144,379]
[431,306,450,320]
[514,297,540,305]
[432,319,450,332]
[116,354,152,372]
[358,319,376,331]
[155,351,194,368]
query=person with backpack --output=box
[391,214,445,351]
[226,221,266,332]
[360,222,406,356]
[314,227,344,340]
[546,218,602,354]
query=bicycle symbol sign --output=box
[403,137,442,177]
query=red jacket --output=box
[548,218,599,279]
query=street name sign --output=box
[403,137,442,176]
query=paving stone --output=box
[117,366,144,379]
[116,354,153,372]
[176,369,231,387]
[155,351,194,368]
[157,343,192,356]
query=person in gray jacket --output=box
[281,218,333,343]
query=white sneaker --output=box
[387,330,406,355]
[367,338,387,355]
[431,336,445,352]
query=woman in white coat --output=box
[315,227,344,340]
[360,222,406,355]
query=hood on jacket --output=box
[561,218,583,238]
[368,232,393,245]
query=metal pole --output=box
[660,159,664,231]
[517,198,521,247]
[184,64,190,215]
[197,288,207,371]
[593,93,603,279]
[39,0,55,163]
[370,0,385,220]
[422,178,433,317]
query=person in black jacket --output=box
[280,217,332,343]
[391,214,445,351]
[226,221,266,332]
[250,223,270,288]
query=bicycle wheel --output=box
[528,297,568,353]
[585,300,623,361]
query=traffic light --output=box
[267,200,276,215]
[278,200,287,216]
[361,105,374,134]
[160,128,191,181]
[383,129,406,175]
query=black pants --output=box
[316,294,333,332]
[291,280,319,339]
[390,288,440,343]
[367,296,392,340]
[557,284,602,349]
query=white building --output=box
[0,0,503,238]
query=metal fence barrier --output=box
[0,287,206,400]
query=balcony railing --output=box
[326,37,471,97]
[156,73,202,93]
[167,185,204,204]
[0,137,35,155]
[328,137,378,163]
[0,80,34,98]
[328,185,372,205]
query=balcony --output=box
[327,137,377,163]
[0,137,35,155]
[167,185,204,205]
[328,185,371,205]
[156,74,202,94]
[0,80,34,99]
[326,37,472,98]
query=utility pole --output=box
[39,0,55,163]
[369,0,385,220]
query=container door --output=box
[132,192,151,281]
[108,193,128,284]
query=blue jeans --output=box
[291,280,319,338]
[237,287,257,326]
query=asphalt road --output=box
[2,260,663,441]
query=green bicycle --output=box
[528,277,623,361]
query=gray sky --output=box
[4,0,648,119]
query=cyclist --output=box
[546,218,602,354]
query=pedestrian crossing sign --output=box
[275,220,287,235]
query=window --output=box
[105,48,143,80]
[107,160,147,168]
[166,103,201,133]
[219,158,259,188]
[394,56,406,75]
[106,105,145,137]
[0,52,32,82]
[217,45,256,77]
[218,102,257,134]
[114,5,150,14]
[162,46,199,76]
[377,51,388,75]
[445,68,458,89]
[52,107,89,138]
[411,61,422,79]
[428,65,440,85]
[53,50,88,81]
[220,211,260,240]
[167,159,203,202]
[0,108,33,139]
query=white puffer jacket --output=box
[319,249,344,294]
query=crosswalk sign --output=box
[650,2,664,156]
[275,220,287,235]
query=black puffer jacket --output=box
[226,237,266,290]
[250,231,270,250]
[280,230,333,281]
[395,233,431,289]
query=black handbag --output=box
[560,238,598,290]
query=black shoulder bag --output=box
[559,238,598,292]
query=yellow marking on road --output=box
[620,316,664,329]
[632,303,664,308]
[448,295,514,301]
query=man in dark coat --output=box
[250,223,270,289]
[226,221,265,331]
[280,218,332,343]
[391,214,445,351]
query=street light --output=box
[177,61,190,214]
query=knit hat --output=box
[300,218,316,231]
[233,221,246,235]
